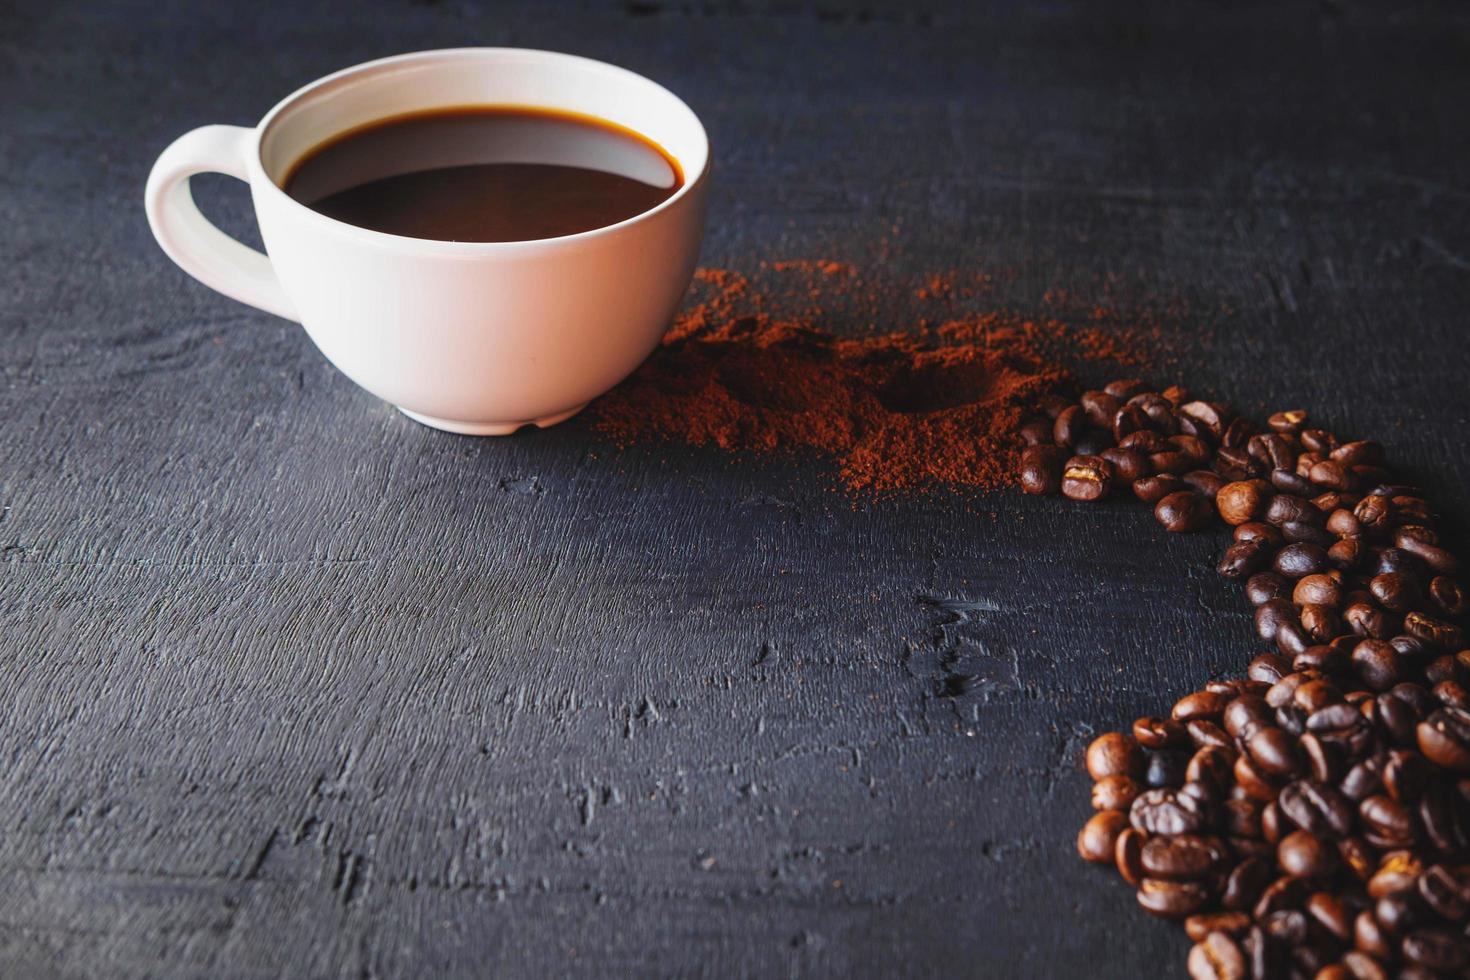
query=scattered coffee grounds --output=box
[1029,384,1470,975]
[594,264,1150,492]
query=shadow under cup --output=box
[249,49,710,434]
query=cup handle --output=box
[144,124,298,321]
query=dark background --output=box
[3,1,1469,976]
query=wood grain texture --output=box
[2,0,1469,976]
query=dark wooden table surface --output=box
[4,1,1469,976]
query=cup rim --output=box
[248,47,710,254]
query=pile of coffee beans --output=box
[1019,381,1470,978]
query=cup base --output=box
[397,402,588,436]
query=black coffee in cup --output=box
[283,106,683,243]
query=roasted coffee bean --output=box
[1354,493,1396,535]
[1268,410,1308,434]
[1374,891,1420,934]
[1247,652,1292,685]
[1174,690,1231,722]
[1151,448,1195,475]
[1382,752,1431,804]
[1404,612,1464,652]
[1053,404,1087,447]
[1217,480,1271,525]
[1176,401,1225,440]
[1187,746,1236,790]
[1280,519,1335,547]
[1276,542,1329,578]
[1401,929,1467,971]
[1353,640,1402,692]
[1327,537,1366,571]
[1325,506,1362,536]
[1300,428,1337,454]
[1306,891,1353,942]
[1247,728,1302,778]
[1092,774,1142,812]
[1078,809,1131,863]
[1371,846,1427,901]
[1275,621,1311,659]
[1417,864,1470,920]
[1418,708,1470,771]
[1306,702,1361,735]
[1266,495,1319,528]
[1062,454,1114,501]
[1299,604,1341,644]
[1234,753,1279,802]
[1279,780,1354,838]
[1355,911,1392,959]
[1377,695,1425,746]
[1018,444,1066,495]
[1138,877,1210,918]
[1187,719,1233,750]
[1253,875,1307,918]
[1373,547,1424,580]
[1299,732,1340,783]
[1265,671,1318,709]
[1331,440,1385,467]
[1341,756,1386,802]
[1132,716,1188,750]
[1133,474,1185,504]
[1146,750,1190,787]
[1185,912,1253,943]
[1293,644,1345,675]
[1097,446,1147,484]
[1186,930,1246,980]
[1217,541,1268,580]
[1340,950,1390,980]
[1293,573,1344,608]
[1222,417,1255,449]
[1129,392,1180,431]
[1234,521,1283,548]
[1369,572,1420,613]
[1157,490,1215,533]
[1131,787,1208,835]
[1310,458,1355,491]
[1313,489,1359,513]
[1213,446,1256,481]
[1141,833,1220,880]
[1274,703,1307,737]
[1119,428,1169,453]
[1433,679,1470,709]
[1171,434,1211,464]
[1270,468,1313,495]
[1277,829,1337,879]
[1255,435,1300,472]
[1182,469,1226,499]
[1115,827,1145,885]
[1344,602,1395,640]
[1428,576,1468,618]
[1244,572,1290,606]
[1255,598,1296,642]
[1422,655,1463,686]
[1397,529,1458,575]
[1079,390,1121,429]
[1104,378,1151,400]
[1359,795,1417,848]
[1220,855,1273,911]
[1222,696,1272,739]
[1340,836,1375,882]
[1086,732,1144,780]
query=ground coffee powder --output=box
[593,262,1151,492]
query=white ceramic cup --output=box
[145,48,709,435]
